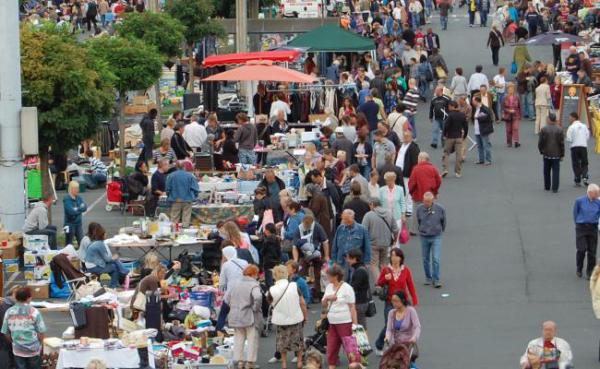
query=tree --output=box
[116,12,185,123]
[165,0,225,91]
[20,23,115,196]
[86,36,163,171]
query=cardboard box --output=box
[0,243,20,259]
[0,231,10,241]
[23,234,49,251]
[28,283,49,300]
[42,250,58,264]
[34,265,51,281]
[124,105,137,115]
[133,96,147,105]
[133,105,149,114]
[3,258,19,273]
[24,266,34,281]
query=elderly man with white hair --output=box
[408,152,442,234]
[331,209,371,272]
[416,192,446,288]
[573,183,600,279]
[520,321,573,369]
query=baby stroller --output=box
[304,317,328,354]
[379,343,416,369]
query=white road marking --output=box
[84,192,107,215]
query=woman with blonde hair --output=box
[221,221,259,264]
[502,82,522,148]
[225,265,263,369]
[63,180,87,246]
[268,264,307,369]
[379,172,406,230]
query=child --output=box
[304,350,324,369]
[286,261,312,304]
[261,223,281,288]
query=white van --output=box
[280,0,323,18]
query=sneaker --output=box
[576,271,582,278]
[268,357,280,364]
[575,182,582,187]
[433,281,442,288]
[375,349,384,357]
[291,357,298,363]
[430,143,438,149]
[484,162,492,166]
[514,142,521,148]
[424,279,432,286]
[442,170,449,178]
[475,161,484,165]
[455,173,462,178]
[584,178,590,186]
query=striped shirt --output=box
[88,157,107,176]
[152,148,177,163]
[402,88,420,116]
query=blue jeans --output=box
[520,92,534,118]
[238,149,256,165]
[407,114,417,138]
[431,119,443,146]
[65,222,84,246]
[440,15,448,30]
[496,92,505,120]
[215,302,230,331]
[88,262,122,288]
[411,12,420,29]
[375,301,393,350]
[420,235,442,282]
[476,134,492,164]
[419,79,429,99]
[82,172,107,189]
[15,355,41,369]
[480,10,488,26]
[359,164,372,179]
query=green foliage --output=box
[165,0,226,46]
[86,36,163,94]
[116,12,185,60]
[20,23,115,153]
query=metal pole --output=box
[236,0,252,117]
[0,0,26,231]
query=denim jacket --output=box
[85,241,112,269]
[332,222,371,264]
[166,170,199,203]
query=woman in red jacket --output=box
[374,248,418,354]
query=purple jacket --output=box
[385,306,421,346]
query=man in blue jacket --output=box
[332,209,371,274]
[573,184,600,279]
[166,161,199,228]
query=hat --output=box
[222,246,237,261]
[236,216,250,228]
[335,127,344,134]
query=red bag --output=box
[399,223,410,244]
[342,335,361,364]
[106,181,122,203]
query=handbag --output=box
[133,291,147,312]
[511,61,518,74]
[399,223,410,244]
[376,213,397,246]
[366,300,377,318]
[342,335,362,363]
[435,66,447,79]
[408,342,420,361]
[377,283,389,302]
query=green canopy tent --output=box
[287,24,375,52]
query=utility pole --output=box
[0,0,25,231]
[236,0,252,116]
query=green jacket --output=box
[513,45,531,74]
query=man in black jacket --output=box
[258,168,286,222]
[442,100,468,178]
[473,96,494,166]
[346,248,371,329]
[429,86,450,148]
[538,113,565,193]
[396,130,420,215]
[308,169,342,223]
[170,123,192,160]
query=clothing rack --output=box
[267,83,356,93]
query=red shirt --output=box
[408,162,442,202]
[377,265,419,306]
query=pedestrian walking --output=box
[438,0,451,30]
[225,265,263,369]
[502,82,522,148]
[331,209,371,272]
[442,100,468,178]
[322,265,357,369]
[450,68,469,100]
[379,172,407,233]
[573,184,600,279]
[416,192,446,288]
[268,265,307,369]
[538,113,565,193]
[472,96,494,165]
[395,130,421,215]
[492,67,507,119]
[534,77,552,134]
[362,197,399,285]
[467,65,489,98]
[487,25,504,66]
[374,248,419,354]
[566,112,590,187]
[408,153,442,235]
[429,86,450,149]
[346,249,371,329]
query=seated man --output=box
[520,321,573,369]
[23,195,57,250]
[83,149,108,189]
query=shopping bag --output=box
[399,223,410,244]
[133,291,147,312]
[511,61,518,74]
[342,335,362,363]
[260,209,274,231]
[353,325,373,356]
[435,66,447,79]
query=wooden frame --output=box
[559,84,591,127]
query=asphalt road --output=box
[23,9,600,369]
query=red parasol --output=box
[201,60,317,83]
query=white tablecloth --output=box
[56,346,155,369]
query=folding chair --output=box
[62,271,89,302]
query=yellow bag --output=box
[435,66,447,79]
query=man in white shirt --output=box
[269,94,291,120]
[566,112,590,187]
[395,130,420,215]
[493,67,507,118]
[467,65,489,97]
[183,114,207,152]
